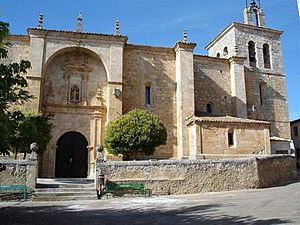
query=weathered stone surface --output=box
[187,118,271,157]
[96,156,296,195]
[0,158,38,191]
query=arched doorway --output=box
[55,131,88,178]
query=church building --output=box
[4,0,291,178]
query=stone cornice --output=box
[194,54,229,63]
[27,28,128,44]
[5,35,30,42]
[125,44,174,54]
[229,56,247,64]
[186,115,270,126]
[173,41,197,53]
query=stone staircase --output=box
[33,178,97,201]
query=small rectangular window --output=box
[228,130,234,147]
[294,126,299,137]
[259,84,264,105]
[145,86,151,105]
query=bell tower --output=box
[244,0,265,27]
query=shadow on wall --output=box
[0,203,291,225]
[194,62,235,116]
[244,67,287,137]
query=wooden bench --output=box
[103,182,150,198]
[0,185,28,201]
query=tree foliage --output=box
[0,21,32,110]
[0,21,51,157]
[104,109,167,160]
[11,111,53,159]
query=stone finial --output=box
[29,142,38,160]
[115,20,120,35]
[76,12,83,33]
[183,29,188,43]
[250,0,257,6]
[96,145,104,153]
[37,13,43,29]
[96,145,105,162]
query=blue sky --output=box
[1,0,299,120]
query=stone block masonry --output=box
[0,158,38,191]
[96,155,297,195]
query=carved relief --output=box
[70,85,80,104]
[60,51,92,105]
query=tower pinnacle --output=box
[37,13,43,29]
[76,12,83,33]
[183,29,188,43]
[244,0,265,27]
[115,20,120,35]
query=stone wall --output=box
[256,155,297,187]
[197,121,270,155]
[0,158,38,191]
[194,55,232,116]
[207,27,236,59]
[245,68,290,139]
[96,155,297,195]
[122,45,177,158]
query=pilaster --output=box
[229,56,247,118]
[28,30,47,112]
[174,41,197,159]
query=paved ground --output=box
[1,181,299,225]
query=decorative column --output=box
[174,31,197,159]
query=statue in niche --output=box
[96,87,104,106]
[70,85,80,104]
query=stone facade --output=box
[96,156,297,195]
[2,2,291,178]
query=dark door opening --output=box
[55,131,88,178]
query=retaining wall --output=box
[0,158,38,191]
[96,155,297,195]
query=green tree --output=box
[104,109,167,160]
[0,21,32,111]
[0,110,11,155]
[11,112,52,159]
[0,21,33,155]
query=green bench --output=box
[103,182,150,198]
[0,185,28,201]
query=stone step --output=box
[34,188,95,193]
[36,178,95,189]
[33,191,96,197]
[33,178,97,201]
[32,195,97,201]
[36,183,94,189]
